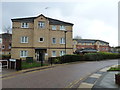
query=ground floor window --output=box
[60,51,65,56]
[52,51,56,57]
[20,50,28,57]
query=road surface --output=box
[2,59,119,88]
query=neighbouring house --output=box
[115,46,120,53]
[0,33,12,55]
[73,39,110,52]
[11,14,74,61]
[110,46,120,53]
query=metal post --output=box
[64,31,67,54]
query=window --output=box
[0,38,2,44]
[52,38,56,44]
[52,25,56,30]
[20,51,28,57]
[38,21,45,28]
[39,37,44,42]
[81,43,84,45]
[21,37,28,43]
[21,22,29,28]
[2,45,5,49]
[60,25,65,30]
[9,44,11,49]
[52,51,56,57]
[60,38,65,44]
[60,51,65,56]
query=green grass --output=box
[22,61,48,69]
[108,65,120,71]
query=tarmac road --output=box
[2,59,118,88]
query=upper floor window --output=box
[39,37,44,42]
[52,25,56,30]
[9,44,11,49]
[52,38,56,44]
[2,45,5,49]
[60,38,65,44]
[38,21,45,28]
[21,36,28,43]
[21,22,29,28]
[20,50,28,57]
[60,25,65,30]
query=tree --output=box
[3,26,12,33]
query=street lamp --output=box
[64,30,67,54]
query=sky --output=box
[1,0,119,46]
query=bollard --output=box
[16,59,22,71]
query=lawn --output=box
[108,65,120,71]
[22,61,48,69]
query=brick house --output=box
[11,14,73,61]
[0,33,12,55]
[73,39,110,52]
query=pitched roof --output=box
[73,39,109,44]
[11,14,74,26]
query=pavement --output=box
[78,64,120,89]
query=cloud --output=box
[1,1,118,46]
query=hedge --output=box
[0,54,11,60]
[48,52,120,64]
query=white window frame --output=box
[38,21,45,28]
[20,50,28,57]
[52,25,56,30]
[21,36,28,43]
[60,25,65,30]
[39,37,44,42]
[60,38,65,44]
[2,45,5,49]
[9,44,11,49]
[52,38,56,44]
[52,51,56,57]
[0,38,2,44]
[21,22,29,28]
[60,51,65,56]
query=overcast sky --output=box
[1,0,119,46]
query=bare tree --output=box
[3,26,12,33]
[74,35,82,39]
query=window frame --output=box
[52,38,56,44]
[39,37,44,42]
[20,50,28,57]
[52,51,56,57]
[60,38,65,44]
[60,25,66,30]
[21,36,28,43]
[60,51,65,56]
[38,21,45,28]
[2,45,5,49]
[21,22,29,28]
[52,25,57,30]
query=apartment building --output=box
[73,39,110,52]
[11,14,73,61]
[0,33,12,55]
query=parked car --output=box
[74,48,98,54]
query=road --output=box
[2,59,118,88]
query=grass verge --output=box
[22,61,48,69]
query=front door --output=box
[36,50,45,61]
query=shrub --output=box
[1,54,11,59]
